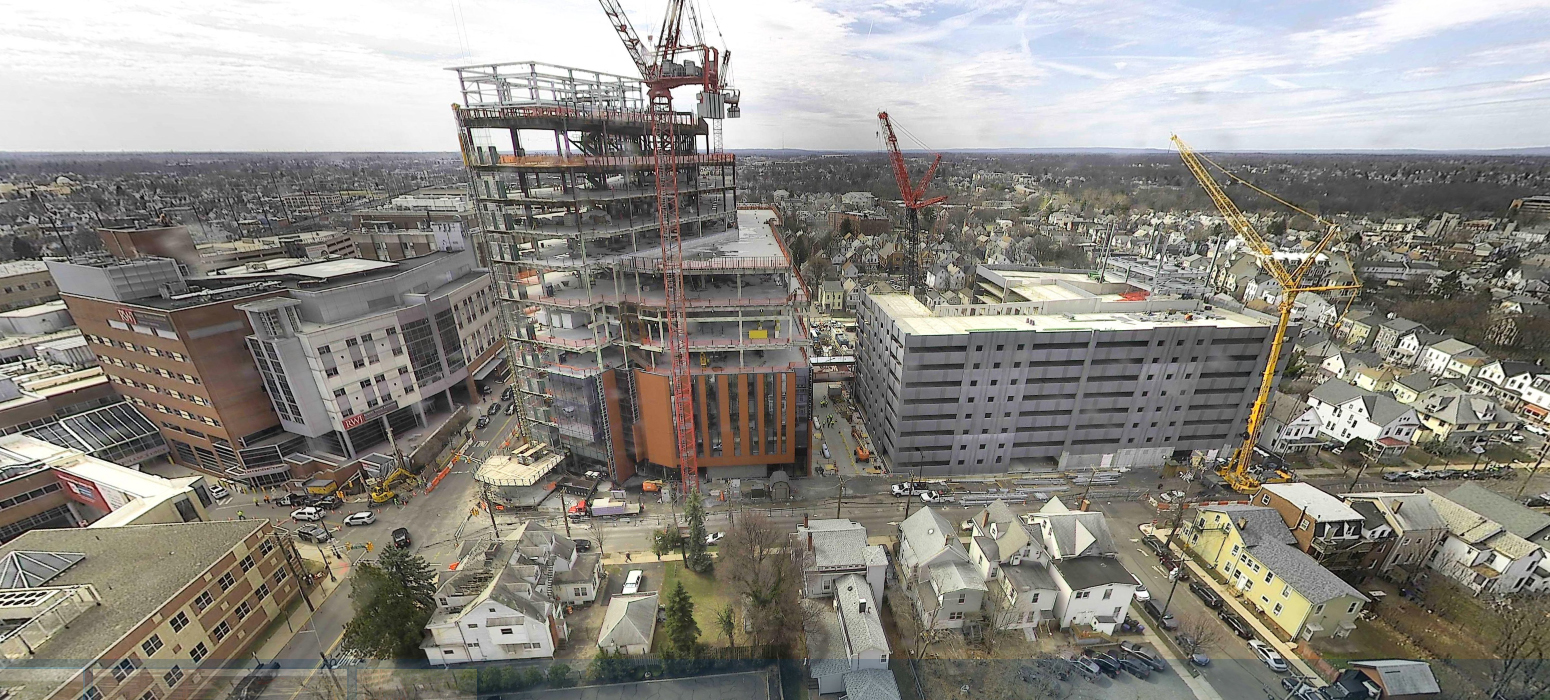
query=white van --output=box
[622,570,644,595]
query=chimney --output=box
[804,514,810,528]
[808,533,813,551]
[1392,500,1403,513]
[859,599,868,614]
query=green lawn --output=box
[659,561,737,648]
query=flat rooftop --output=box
[870,293,1270,336]
[0,261,48,277]
[0,300,68,319]
[0,520,267,700]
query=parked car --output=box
[505,403,519,416]
[1188,652,1211,667]
[1527,423,1547,436]
[1249,640,1289,672]
[478,383,491,395]
[1430,469,1461,480]
[1218,610,1255,639]
[705,532,725,546]
[891,482,928,497]
[572,538,593,552]
[314,495,342,510]
[476,416,490,429]
[291,507,324,522]
[1189,580,1224,609]
[1117,656,1151,679]
[919,491,954,504]
[1119,642,1166,672]
[343,511,376,526]
[501,386,514,401]
[1132,575,1151,602]
[296,525,331,543]
[1141,599,1178,630]
[1526,493,1550,508]
[1142,534,1169,558]
[391,527,412,548]
[1508,433,1526,443]
[1404,470,1433,481]
[209,483,230,500]
[1065,655,1102,680]
[1086,651,1120,678]
[276,493,311,507]
[1381,471,1411,482]
[622,569,644,595]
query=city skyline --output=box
[3,0,1550,153]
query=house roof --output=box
[807,527,870,570]
[1310,380,1415,426]
[1419,393,1515,427]
[928,561,987,594]
[899,507,963,567]
[1267,392,1316,424]
[1252,537,1368,604]
[1003,560,1058,591]
[1200,505,1298,546]
[1351,660,1441,696]
[1495,360,1541,378]
[835,573,888,655]
[1426,338,1481,357]
[1395,372,1437,392]
[1346,493,1447,534]
[1036,504,1117,558]
[598,593,658,649]
[1053,556,1135,590]
[1348,500,1386,530]
[1261,483,1364,522]
[1379,317,1425,334]
[1442,483,1550,541]
[1424,489,1505,545]
[843,669,903,700]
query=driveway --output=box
[603,561,664,599]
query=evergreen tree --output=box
[681,492,712,572]
[661,581,702,660]
[546,662,574,688]
[339,545,437,659]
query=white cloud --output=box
[0,0,1547,151]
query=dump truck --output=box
[569,496,641,520]
[855,446,870,462]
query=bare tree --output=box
[1488,594,1550,700]
[720,512,807,656]
[1173,613,1224,657]
[715,603,738,658]
[980,578,1020,656]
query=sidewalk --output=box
[1137,623,1224,700]
[1177,556,1324,684]
[251,548,354,661]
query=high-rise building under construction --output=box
[450,62,810,483]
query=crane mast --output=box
[878,112,946,296]
[599,0,735,493]
[1173,136,1360,493]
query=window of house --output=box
[256,584,270,599]
[948,611,964,620]
[1264,571,1274,584]
[235,601,251,619]
[1272,603,1284,615]
[213,622,231,641]
[112,657,141,682]
[240,555,255,572]
[190,643,208,664]
[957,593,966,604]
[169,611,189,632]
[82,687,102,700]
[163,666,183,688]
[274,567,288,584]
[1347,602,1360,614]
[1312,603,1325,615]
[218,572,235,591]
[141,635,163,656]
[1101,588,1112,600]
[1282,584,1292,597]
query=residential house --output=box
[1024,497,1138,634]
[896,507,986,630]
[797,517,888,601]
[1353,366,1403,393]
[1424,487,1547,595]
[1372,317,1428,359]
[1467,360,1540,409]
[1392,331,1446,368]
[965,500,1058,633]
[597,594,657,655]
[1341,493,1447,582]
[804,573,894,697]
[1415,338,1488,379]
[1245,275,1284,306]
[1390,372,1437,405]
[1441,483,1550,548]
[1292,292,1335,327]
[818,281,845,312]
[1253,483,1385,572]
[1307,380,1422,462]
[1347,660,1442,700]
[1321,351,1383,383]
[1182,505,1368,641]
[1359,259,1441,286]
[1259,392,1324,456]
[1410,385,1518,448]
[1335,308,1380,348]
[422,521,594,663]
[1516,375,1550,424]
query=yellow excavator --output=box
[369,467,414,504]
[1174,136,1362,494]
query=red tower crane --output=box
[600,0,735,493]
[878,112,946,296]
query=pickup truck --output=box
[919,491,954,504]
[891,482,928,497]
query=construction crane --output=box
[878,112,946,297]
[599,0,736,493]
[1173,135,1361,493]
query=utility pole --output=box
[1159,496,1194,618]
[1516,438,1550,498]
[483,484,499,538]
[558,487,571,537]
[836,475,847,519]
[1348,453,1372,491]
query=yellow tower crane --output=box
[1173,135,1362,493]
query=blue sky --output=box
[2,0,1549,151]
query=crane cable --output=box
[1190,149,1335,230]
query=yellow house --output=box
[1182,505,1368,641]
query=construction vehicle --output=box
[369,466,413,504]
[642,479,664,493]
[855,446,871,462]
[1173,135,1361,494]
[878,111,947,297]
[598,0,736,493]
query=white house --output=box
[1307,380,1421,462]
[1025,498,1138,634]
[797,517,888,601]
[597,594,657,655]
[897,507,986,630]
[1260,392,1324,455]
[1467,360,1541,405]
[1425,488,1547,596]
[966,501,1058,633]
[1416,338,1488,379]
[804,573,894,696]
[1392,330,1446,368]
[422,521,597,664]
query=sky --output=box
[3,0,1550,152]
